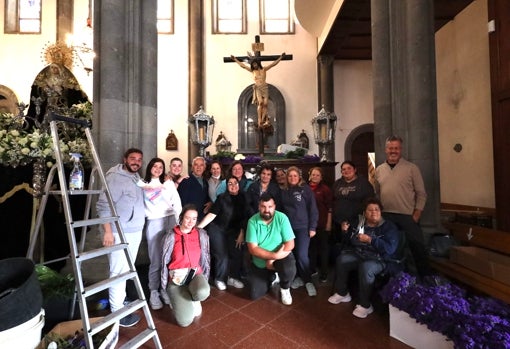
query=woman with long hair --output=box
[142,157,182,310]
[280,166,319,297]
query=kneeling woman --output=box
[161,204,211,327]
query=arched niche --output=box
[236,83,286,154]
[0,85,19,114]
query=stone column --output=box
[92,0,158,169]
[317,54,335,161]
[371,0,441,235]
[188,1,204,162]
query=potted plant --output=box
[380,272,510,349]
[36,265,77,332]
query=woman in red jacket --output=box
[308,167,333,283]
[161,204,211,327]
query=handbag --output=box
[428,233,458,257]
[169,267,197,286]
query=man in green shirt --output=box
[246,193,296,305]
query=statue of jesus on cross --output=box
[230,52,285,131]
[225,36,292,136]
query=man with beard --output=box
[96,148,145,327]
[375,136,430,277]
[245,193,296,305]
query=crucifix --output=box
[224,35,292,156]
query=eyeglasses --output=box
[227,182,239,186]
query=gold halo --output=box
[42,41,74,69]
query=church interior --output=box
[1,0,510,348]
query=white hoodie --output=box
[143,178,182,221]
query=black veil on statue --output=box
[0,53,90,270]
[26,62,89,124]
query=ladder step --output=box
[83,271,139,297]
[118,328,158,349]
[88,299,145,335]
[72,216,118,228]
[78,243,127,261]
[49,189,105,195]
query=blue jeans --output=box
[207,223,243,282]
[292,228,313,283]
[333,251,385,308]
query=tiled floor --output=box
[116,276,411,349]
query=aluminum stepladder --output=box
[27,111,162,349]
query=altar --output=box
[241,160,338,186]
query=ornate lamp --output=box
[311,105,337,162]
[189,105,215,157]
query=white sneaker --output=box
[352,304,374,318]
[328,292,352,304]
[192,301,202,317]
[227,277,245,289]
[149,290,163,310]
[291,277,304,289]
[280,288,292,305]
[305,282,317,297]
[160,289,171,305]
[215,280,227,291]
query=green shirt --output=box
[246,210,295,268]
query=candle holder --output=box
[189,106,215,157]
[311,105,337,162]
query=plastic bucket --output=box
[0,308,45,349]
[0,258,43,330]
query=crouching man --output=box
[245,193,296,305]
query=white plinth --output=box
[389,305,454,349]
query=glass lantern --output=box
[311,105,337,161]
[189,106,215,157]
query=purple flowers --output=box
[381,272,510,349]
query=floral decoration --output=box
[207,150,320,165]
[0,102,93,168]
[380,272,510,349]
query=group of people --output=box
[96,134,430,328]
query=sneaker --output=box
[192,301,202,317]
[119,313,141,327]
[352,304,374,318]
[227,277,245,289]
[280,288,292,305]
[160,289,171,306]
[328,292,352,304]
[215,280,227,291]
[291,277,304,289]
[305,282,317,297]
[149,290,163,310]
[271,272,280,287]
[319,273,328,283]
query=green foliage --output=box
[36,265,75,300]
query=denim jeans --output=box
[333,251,385,308]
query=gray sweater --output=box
[96,164,145,233]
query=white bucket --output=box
[0,308,45,349]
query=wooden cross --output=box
[225,35,292,156]
[223,35,293,63]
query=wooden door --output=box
[489,0,510,231]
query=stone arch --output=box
[344,123,374,178]
[236,84,286,154]
[0,85,19,114]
